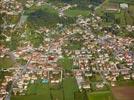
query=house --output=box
[120,3,128,9]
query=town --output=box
[0,0,134,100]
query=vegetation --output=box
[87,91,114,100]
[26,30,44,47]
[0,71,12,85]
[109,0,134,4]
[63,77,79,100]
[0,56,14,68]
[65,8,90,17]
[74,91,88,100]
[58,57,73,71]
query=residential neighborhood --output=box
[0,0,134,100]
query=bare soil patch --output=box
[112,86,134,100]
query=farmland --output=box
[112,86,134,100]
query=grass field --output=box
[26,80,51,99]
[57,57,73,71]
[11,77,79,100]
[51,89,64,100]
[109,0,134,4]
[87,91,114,100]
[65,8,90,17]
[116,80,134,86]
[11,95,49,100]
[74,91,88,100]
[0,56,14,68]
[63,77,79,100]
[11,80,51,100]
[25,4,58,15]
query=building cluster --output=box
[0,1,134,99]
[1,0,23,15]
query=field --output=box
[95,0,134,26]
[116,80,134,86]
[65,8,90,17]
[109,0,134,4]
[63,77,79,100]
[11,80,51,100]
[57,57,73,71]
[74,91,88,100]
[87,91,114,100]
[0,56,14,68]
[11,95,48,100]
[112,86,134,100]
[11,77,79,100]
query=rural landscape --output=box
[0,0,134,100]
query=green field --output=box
[0,56,14,68]
[74,91,88,100]
[51,89,64,100]
[109,0,134,4]
[11,77,80,100]
[63,77,79,100]
[87,91,114,100]
[24,4,58,15]
[11,80,51,100]
[65,8,90,17]
[11,95,49,100]
[58,57,73,71]
[26,80,51,99]
[116,80,134,86]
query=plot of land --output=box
[57,57,73,70]
[63,77,79,100]
[65,8,90,17]
[112,86,134,100]
[11,80,51,100]
[11,77,79,100]
[116,80,134,86]
[25,80,51,100]
[11,95,48,100]
[51,89,64,100]
[0,56,14,68]
[87,91,114,100]
[26,4,59,28]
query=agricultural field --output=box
[116,80,134,86]
[11,95,48,100]
[74,91,88,100]
[11,77,79,100]
[87,91,114,100]
[112,86,134,100]
[63,77,79,100]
